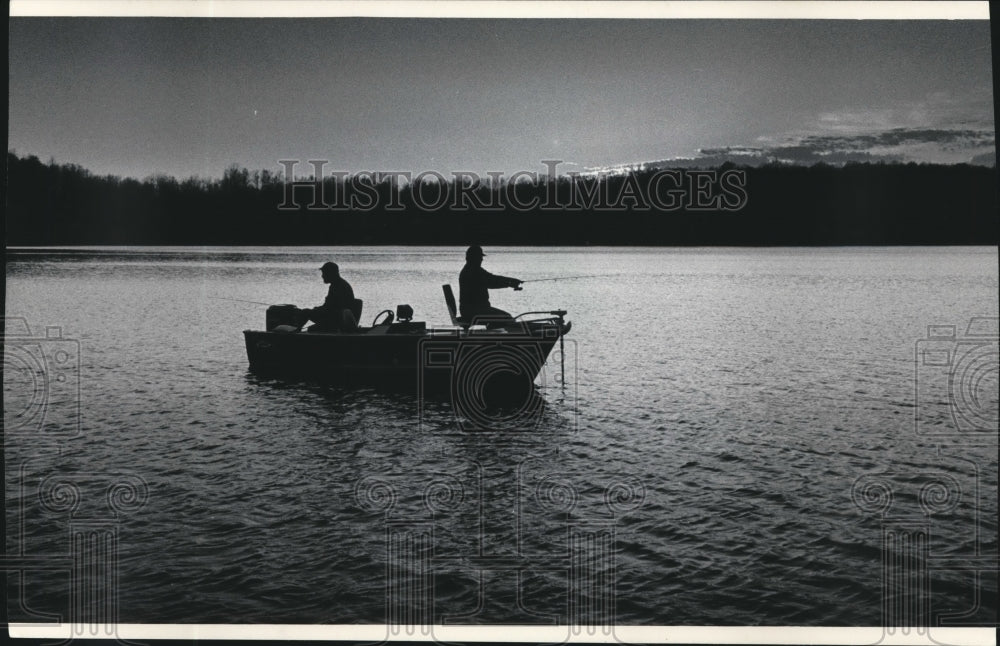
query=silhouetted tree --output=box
[4,150,997,245]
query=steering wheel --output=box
[372,309,395,326]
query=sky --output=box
[8,15,995,180]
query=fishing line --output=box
[519,273,617,284]
[208,296,272,306]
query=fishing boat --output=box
[243,285,570,404]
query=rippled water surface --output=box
[5,246,998,625]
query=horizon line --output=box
[8,149,996,184]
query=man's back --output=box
[325,276,355,311]
[458,246,521,321]
[459,263,489,317]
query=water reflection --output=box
[242,370,576,439]
[5,246,997,625]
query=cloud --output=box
[800,128,993,151]
[680,127,994,167]
[815,91,995,134]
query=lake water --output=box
[4,246,998,626]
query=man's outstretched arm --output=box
[482,268,522,289]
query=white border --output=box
[7,624,998,644]
[6,1,995,644]
[7,1,992,19]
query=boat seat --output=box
[350,298,363,322]
[442,284,469,328]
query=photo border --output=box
[5,2,996,644]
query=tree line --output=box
[5,151,997,245]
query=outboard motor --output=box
[266,304,306,331]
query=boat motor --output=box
[266,304,306,331]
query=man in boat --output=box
[459,245,523,325]
[305,261,359,331]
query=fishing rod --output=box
[208,296,273,306]
[513,273,617,289]
[521,273,616,283]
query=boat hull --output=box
[243,325,562,403]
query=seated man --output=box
[305,261,358,331]
[459,245,522,326]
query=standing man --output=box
[459,245,522,323]
[307,261,358,331]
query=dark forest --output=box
[6,151,997,246]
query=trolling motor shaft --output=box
[515,309,569,387]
